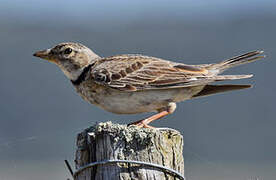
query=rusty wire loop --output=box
[65,159,185,180]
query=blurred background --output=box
[0,0,275,179]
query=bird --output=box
[33,42,265,128]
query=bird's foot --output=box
[128,103,176,128]
[128,119,155,128]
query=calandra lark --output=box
[34,43,264,128]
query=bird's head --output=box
[33,42,99,80]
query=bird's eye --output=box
[64,48,72,54]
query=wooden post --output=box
[74,121,184,180]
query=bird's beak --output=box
[33,49,57,63]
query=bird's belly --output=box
[97,88,203,114]
[75,82,204,114]
[97,91,170,114]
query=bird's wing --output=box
[90,54,214,91]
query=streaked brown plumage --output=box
[33,42,265,128]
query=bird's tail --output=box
[206,50,265,75]
[192,84,252,99]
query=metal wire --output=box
[64,160,74,177]
[73,159,185,180]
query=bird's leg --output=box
[128,102,176,128]
[129,111,169,128]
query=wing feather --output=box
[90,55,211,91]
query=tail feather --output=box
[213,74,253,81]
[193,84,252,98]
[207,50,265,74]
